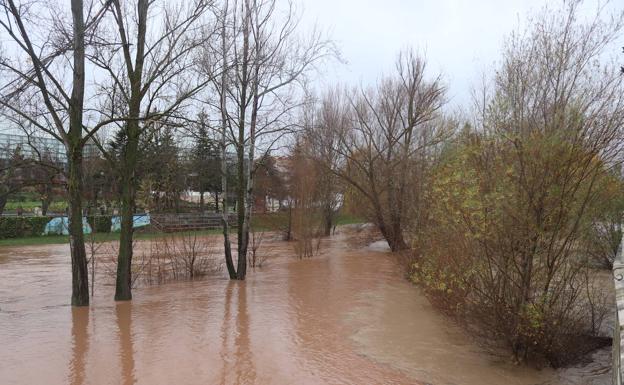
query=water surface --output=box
[0,231,611,384]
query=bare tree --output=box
[302,87,347,236]
[201,0,334,279]
[0,0,110,306]
[87,0,212,300]
[288,137,322,258]
[309,51,446,252]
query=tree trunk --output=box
[390,215,408,251]
[236,145,247,280]
[112,0,148,301]
[323,208,333,237]
[68,0,89,307]
[239,53,260,279]
[234,0,253,281]
[115,135,138,301]
[219,0,235,279]
[388,230,409,252]
[0,194,7,215]
[199,190,204,212]
[286,203,293,241]
[377,218,408,252]
[215,190,219,212]
[41,195,50,216]
[68,146,90,306]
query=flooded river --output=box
[0,229,612,385]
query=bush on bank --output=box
[0,217,51,239]
[410,134,617,367]
[0,215,115,239]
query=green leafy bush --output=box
[0,217,52,239]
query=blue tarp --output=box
[110,214,151,232]
[43,217,92,235]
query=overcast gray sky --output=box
[300,0,622,108]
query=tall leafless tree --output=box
[0,0,110,305]
[201,0,334,279]
[302,87,348,236]
[309,51,447,252]
[87,0,213,301]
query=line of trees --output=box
[0,0,333,303]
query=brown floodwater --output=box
[0,230,612,385]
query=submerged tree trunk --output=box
[239,62,260,279]
[236,144,247,279]
[388,230,409,252]
[112,0,148,301]
[68,145,90,306]
[235,2,250,280]
[68,0,89,307]
[377,216,408,253]
[220,0,236,279]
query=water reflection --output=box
[69,307,89,385]
[116,302,136,385]
[219,281,256,384]
[234,282,255,384]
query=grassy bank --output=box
[0,213,365,247]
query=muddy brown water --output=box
[0,230,612,385]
